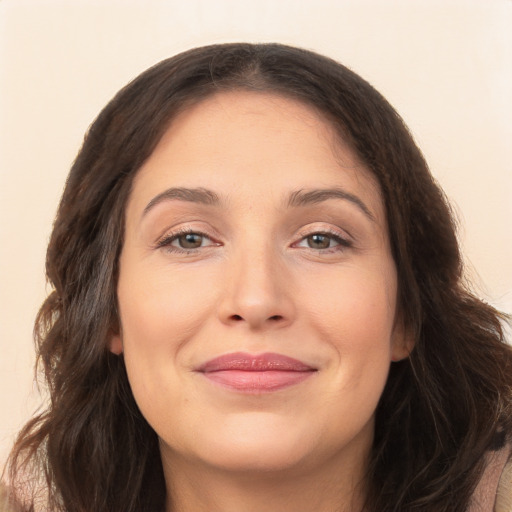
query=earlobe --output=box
[391,340,414,362]
[109,334,123,355]
[391,318,415,362]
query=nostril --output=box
[229,314,283,322]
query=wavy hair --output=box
[4,43,512,512]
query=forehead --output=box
[147,90,362,172]
[129,91,383,220]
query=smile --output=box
[196,352,318,393]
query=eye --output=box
[305,233,335,249]
[156,230,218,252]
[295,231,352,251]
[173,232,207,249]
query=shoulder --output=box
[0,483,24,512]
[469,443,512,512]
[496,456,512,512]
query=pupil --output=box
[180,233,202,248]
[308,234,330,249]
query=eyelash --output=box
[155,228,353,255]
[156,228,218,254]
[293,228,353,253]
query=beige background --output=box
[1,0,511,468]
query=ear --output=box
[390,316,415,362]
[108,332,123,355]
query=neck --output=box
[162,447,368,512]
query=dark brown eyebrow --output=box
[142,186,375,222]
[143,187,220,216]
[287,188,375,221]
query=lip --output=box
[196,352,317,393]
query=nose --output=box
[217,245,295,330]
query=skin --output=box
[111,91,412,512]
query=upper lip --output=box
[197,352,317,373]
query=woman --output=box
[2,43,511,512]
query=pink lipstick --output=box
[197,352,317,393]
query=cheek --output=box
[118,260,219,352]
[300,262,397,394]
[117,262,221,430]
[116,260,222,413]
[304,265,396,345]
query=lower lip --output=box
[202,370,315,393]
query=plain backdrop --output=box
[1,0,511,467]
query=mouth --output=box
[196,352,318,393]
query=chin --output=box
[169,413,318,474]
[201,439,311,474]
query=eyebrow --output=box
[143,187,220,216]
[142,186,375,222]
[288,188,375,221]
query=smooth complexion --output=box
[111,92,412,512]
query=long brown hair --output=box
[4,43,512,512]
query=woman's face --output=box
[112,91,410,477]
